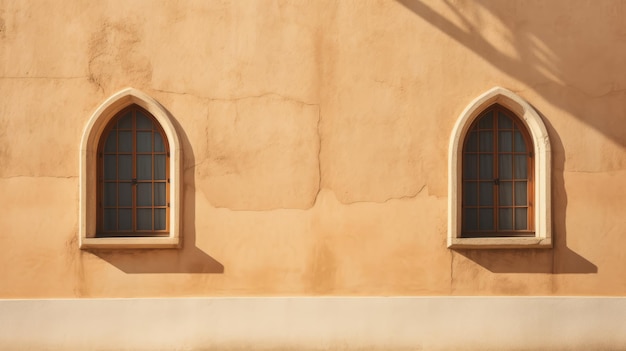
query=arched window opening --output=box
[80,88,181,249]
[97,105,170,237]
[461,105,534,237]
[447,87,551,249]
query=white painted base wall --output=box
[0,297,624,350]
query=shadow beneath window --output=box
[453,108,596,274]
[454,247,596,274]
[90,111,224,274]
[542,109,597,275]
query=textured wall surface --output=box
[1,0,625,298]
[2,297,626,351]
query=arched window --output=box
[461,105,533,237]
[80,88,181,249]
[97,105,169,236]
[448,87,551,249]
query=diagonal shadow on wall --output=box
[396,0,626,148]
[395,0,607,274]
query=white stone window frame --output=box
[79,88,182,249]
[448,87,551,249]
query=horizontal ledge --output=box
[448,237,552,249]
[80,236,181,249]
[0,297,623,350]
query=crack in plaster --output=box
[335,184,428,205]
[568,85,626,99]
[450,250,455,293]
[86,44,106,92]
[157,88,427,211]
[0,175,77,179]
[168,89,322,211]
[0,76,86,80]
[179,91,321,174]
[565,169,626,174]
[313,102,323,209]
[184,159,208,172]
[152,88,318,107]
[516,82,626,99]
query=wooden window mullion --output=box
[151,131,155,231]
[511,117,516,230]
[493,113,499,231]
[166,145,170,232]
[131,109,137,232]
[115,125,119,232]
[475,134,480,231]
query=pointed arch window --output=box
[80,88,182,249]
[98,105,170,236]
[448,87,551,249]
[462,105,533,237]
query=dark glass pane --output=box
[118,112,132,129]
[499,154,512,179]
[104,132,116,152]
[498,112,513,129]
[465,132,478,153]
[137,183,152,206]
[499,208,513,230]
[498,131,512,152]
[463,208,478,231]
[155,209,166,230]
[479,131,493,152]
[137,132,152,152]
[515,155,528,179]
[118,183,132,207]
[155,183,166,206]
[136,112,153,130]
[515,208,528,230]
[137,209,152,230]
[464,181,477,206]
[154,133,165,152]
[478,112,493,129]
[515,181,527,206]
[104,155,116,180]
[478,208,494,230]
[137,155,152,180]
[499,181,513,206]
[118,131,132,153]
[104,183,116,206]
[118,155,132,180]
[479,154,493,179]
[154,155,166,180]
[479,181,493,206]
[463,154,478,180]
[514,131,526,152]
[118,209,132,231]
[104,209,116,231]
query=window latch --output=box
[131,178,137,185]
[494,178,500,185]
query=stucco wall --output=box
[2,297,626,351]
[1,0,625,298]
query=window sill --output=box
[448,237,552,249]
[80,236,181,250]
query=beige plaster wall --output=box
[1,0,625,298]
[2,297,626,350]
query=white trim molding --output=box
[0,297,624,350]
[79,88,182,249]
[448,87,551,249]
